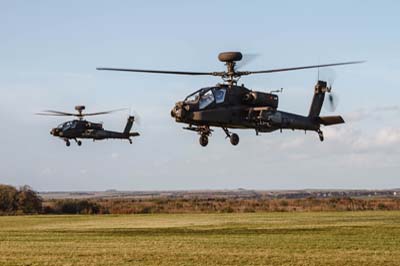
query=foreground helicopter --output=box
[97,52,363,147]
[37,106,139,146]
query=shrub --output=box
[0,184,42,214]
[50,199,102,214]
[377,203,387,210]
[17,185,42,214]
[0,185,18,213]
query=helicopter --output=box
[97,52,363,147]
[37,105,139,146]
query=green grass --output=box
[0,212,400,265]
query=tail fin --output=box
[124,116,138,135]
[319,115,345,126]
[308,80,328,118]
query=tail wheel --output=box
[199,135,209,147]
[318,130,324,142]
[230,133,240,146]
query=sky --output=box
[0,0,399,191]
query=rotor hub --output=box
[74,105,86,118]
[217,52,244,85]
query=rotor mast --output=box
[75,105,86,120]
[218,52,243,86]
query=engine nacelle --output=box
[243,91,279,109]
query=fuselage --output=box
[50,119,130,140]
[170,84,320,133]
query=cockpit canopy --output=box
[56,120,103,131]
[184,86,227,109]
[57,120,78,131]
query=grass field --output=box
[0,212,399,266]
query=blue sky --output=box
[0,1,399,190]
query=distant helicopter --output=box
[37,106,139,146]
[97,52,363,147]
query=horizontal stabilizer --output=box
[319,116,345,126]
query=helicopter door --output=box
[199,90,215,109]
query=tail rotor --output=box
[128,106,141,127]
[320,68,339,113]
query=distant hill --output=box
[39,188,400,200]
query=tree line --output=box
[0,184,42,214]
[2,184,400,215]
[0,184,103,215]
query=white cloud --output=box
[80,169,88,175]
[374,105,400,112]
[352,127,400,152]
[111,152,120,159]
[41,168,52,176]
[375,128,400,146]
[345,105,400,123]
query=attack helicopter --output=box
[37,105,139,146]
[97,52,363,147]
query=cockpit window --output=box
[184,87,223,109]
[64,122,72,130]
[185,93,199,103]
[58,121,74,131]
[184,88,204,103]
[199,90,215,109]
[213,88,226,104]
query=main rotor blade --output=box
[243,61,365,75]
[36,113,72,116]
[236,53,260,70]
[97,67,218,76]
[37,110,75,116]
[83,108,127,116]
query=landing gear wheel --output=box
[230,133,239,146]
[65,140,71,147]
[318,130,324,142]
[129,139,132,144]
[77,140,82,146]
[199,135,209,147]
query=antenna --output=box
[270,88,283,94]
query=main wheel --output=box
[77,140,82,146]
[230,133,239,146]
[65,140,71,147]
[199,135,209,147]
